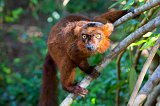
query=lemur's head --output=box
[74,21,114,54]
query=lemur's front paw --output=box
[72,85,88,97]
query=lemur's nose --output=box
[86,44,96,51]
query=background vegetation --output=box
[0,0,159,106]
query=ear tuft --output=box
[74,25,82,35]
[103,23,114,37]
[74,22,86,35]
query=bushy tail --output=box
[93,10,128,23]
[39,53,58,106]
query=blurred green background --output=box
[0,0,159,106]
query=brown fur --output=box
[39,10,128,106]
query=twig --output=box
[133,45,143,70]
[127,37,160,106]
[133,64,160,106]
[116,50,125,106]
[114,0,160,27]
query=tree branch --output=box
[127,37,160,106]
[116,50,125,106]
[133,64,160,106]
[144,84,160,106]
[114,0,160,27]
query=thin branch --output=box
[127,37,160,106]
[133,45,143,70]
[114,0,160,27]
[133,64,160,106]
[116,50,125,106]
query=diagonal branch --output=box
[127,37,160,106]
[133,64,160,106]
[114,0,160,27]
[144,83,160,106]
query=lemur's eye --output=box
[95,34,101,39]
[82,34,87,39]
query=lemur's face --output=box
[76,22,113,54]
[81,26,104,52]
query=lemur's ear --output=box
[103,23,114,37]
[74,25,82,35]
[74,22,86,35]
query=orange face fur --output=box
[76,22,113,54]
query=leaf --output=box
[12,8,23,19]
[107,80,127,93]
[123,0,135,10]
[143,32,152,37]
[108,0,125,9]
[140,36,158,50]
[129,39,147,47]
[31,0,38,5]
[128,68,137,94]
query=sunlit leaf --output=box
[138,0,144,2]
[140,36,158,50]
[91,98,96,104]
[129,40,147,47]
[143,32,152,37]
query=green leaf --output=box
[12,8,23,19]
[123,0,135,10]
[91,98,96,104]
[129,39,147,47]
[138,0,144,2]
[2,66,11,74]
[143,32,152,37]
[13,58,21,63]
[128,68,137,94]
[108,0,125,9]
[31,0,38,5]
[107,80,127,93]
[140,36,158,50]
[5,16,14,22]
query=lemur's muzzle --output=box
[86,43,97,51]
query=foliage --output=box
[0,29,47,105]
[0,0,159,106]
